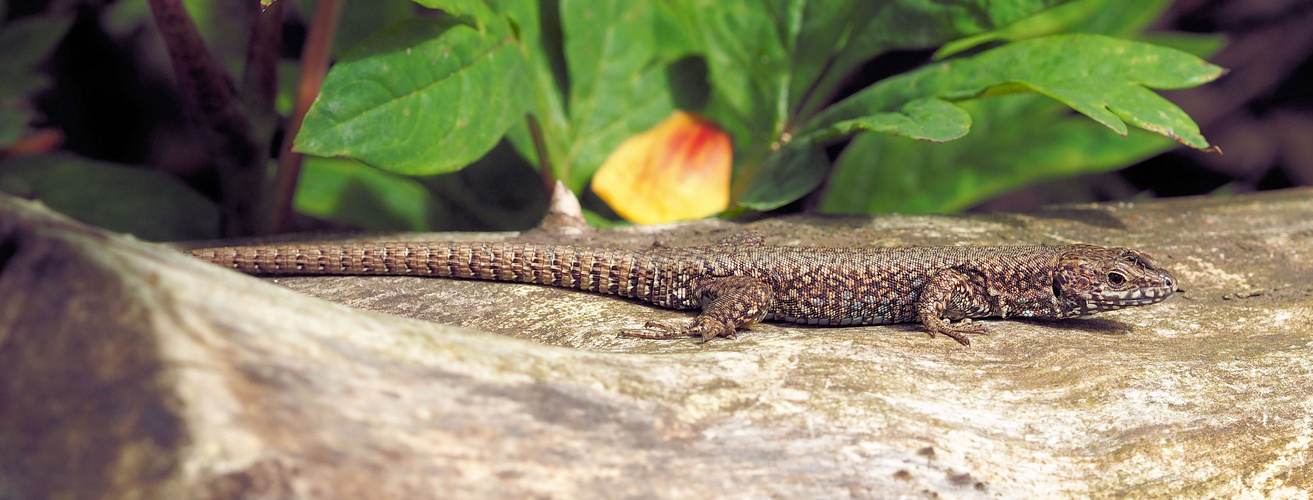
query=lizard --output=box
[189,232,1177,346]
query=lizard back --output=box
[192,240,1175,339]
[640,244,1074,325]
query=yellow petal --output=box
[591,111,732,224]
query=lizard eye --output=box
[1107,272,1126,285]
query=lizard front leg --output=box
[620,275,774,342]
[916,267,993,346]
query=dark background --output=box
[8,0,1313,227]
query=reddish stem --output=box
[270,0,344,233]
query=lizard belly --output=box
[763,301,918,326]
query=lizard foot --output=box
[617,321,685,340]
[617,317,736,342]
[925,318,990,346]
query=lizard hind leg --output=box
[618,275,774,342]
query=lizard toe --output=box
[617,320,684,340]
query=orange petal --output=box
[591,111,732,224]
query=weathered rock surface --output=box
[1,190,1310,499]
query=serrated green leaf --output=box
[819,95,1176,213]
[1138,32,1228,60]
[807,34,1224,151]
[295,18,532,175]
[674,0,1076,199]
[0,105,32,148]
[934,0,1173,59]
[808,98,971,143]
[792,0,1072,121]
[0,15,73,97]
[0,154,219,241]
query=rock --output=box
[2,190,1311,499]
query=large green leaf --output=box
[807,35,1223,148]
[805,35,1223,150]
[808,98,971,143]
[737,140,828,212]
[673,0,1076,200]
[409,0,500,31]
[296,157,438,231]
[496,1,679,193]
[737,34,1223,211]
[295,18,532,175]
[557,0,674,190]
[819,95,1176,213]
[0,154,219,241]
[296,140,547,231]
[738,97,972,210]
[0,14,72,99]
[0,13,74,147]
[789,0,1073,122]
[933,0,1172,59]
[805,0,1225,215]
[686,0,789,161]
[490,0,570,176]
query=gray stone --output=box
[1,189,1310,499]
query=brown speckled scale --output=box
[190,233,1177,346]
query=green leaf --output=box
[688,1,789,159]
[807,98,971,143]
[933,0,1173,59]
[0,13,74,147]
[737,140,828,211]
[0,106,31,148]
[410,138,549,230]
[463,1,679,194]
[1138,32,1228,60]
[488,0,568,174]
[0,14,73,98]
[296,157,438,231]
[0,154,219,241]
[295,18,532,175]
[297,140,547,231]
[408,0,500,33]
[791,0,1073,121]
[674,0,1075,198]
[556,0,675,190]
[818,95,1176,213]
[789,1,880,116]
[807,34,1224,151]
[331,0,424,57]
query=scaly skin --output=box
[191,234,1177,346]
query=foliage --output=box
[297,0,1222,221]
[0,0,1225,240]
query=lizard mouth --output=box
[1079,285,1176,312]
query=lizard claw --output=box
[617,321,683,340]
[617,317,737,342]
[924,318,990,346]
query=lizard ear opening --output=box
[1052,280,1062,298]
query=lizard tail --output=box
[191,242,652,299]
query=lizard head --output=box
[1051,245,1177,317]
